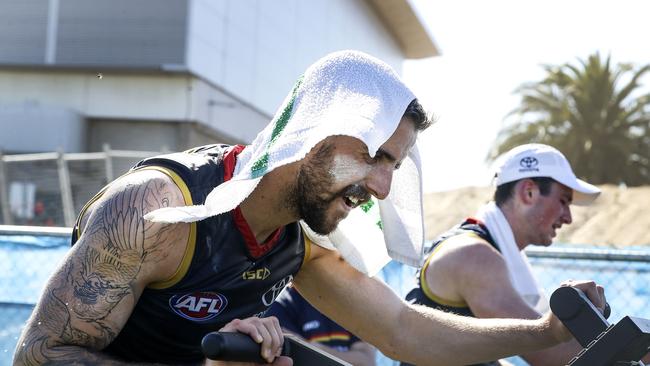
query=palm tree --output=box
[489,52,650,186]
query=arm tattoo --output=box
[15,177,183,365]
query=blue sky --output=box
[405,0,650,192]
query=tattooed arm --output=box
[13,170,191,365]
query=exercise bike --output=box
[200,287,650,365]
[550,286,650,365]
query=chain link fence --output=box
[0,146,160,228]
[526,246,650,324]
[1,227,649,364]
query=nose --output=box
[365,164,393,200]
[563,206,573,225]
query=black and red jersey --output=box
[72,144,309,364]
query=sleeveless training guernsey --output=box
[71,144,309,363]
[402,218,500,366]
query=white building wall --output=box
[186,77,272,144]
[0,0,407,153]
[0,69,272,150]
[0,70,190,121]
[186,0,404,117]
[0,103,84,153]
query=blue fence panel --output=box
[2,230,649,366]
[0,229,70,363]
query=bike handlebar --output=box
[201,331,352,365]
[201,331,290,363]
[550,286,610,348]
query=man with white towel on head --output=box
[402,144,601,366]
[16,52,606,366]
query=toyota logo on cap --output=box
[519,156,538,169]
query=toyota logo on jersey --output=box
[169,291,228,322]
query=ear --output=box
[517,179,539,204]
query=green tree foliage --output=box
[489,53,650,186]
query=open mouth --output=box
[343,195,365,209]
[340,185,370,209]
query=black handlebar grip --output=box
[550,287,610,348]
[201,332,290,362]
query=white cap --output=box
[493,144,601,206]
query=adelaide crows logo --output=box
[169,291,228,322]
[519,156,539,172]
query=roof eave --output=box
[365,0,440,59]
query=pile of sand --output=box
[423,185,650,247]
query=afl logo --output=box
[169,291,228,322]
[519,156,538,169]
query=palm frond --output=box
[490,52,650,185]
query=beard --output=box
[286,143,369,235]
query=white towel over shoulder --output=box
[476,202,548,313]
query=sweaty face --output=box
[289,143,371,235]
[288,117,418,235]
[527,182,573,246]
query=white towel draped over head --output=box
[476,202,549,313]
[145,50,425,276]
